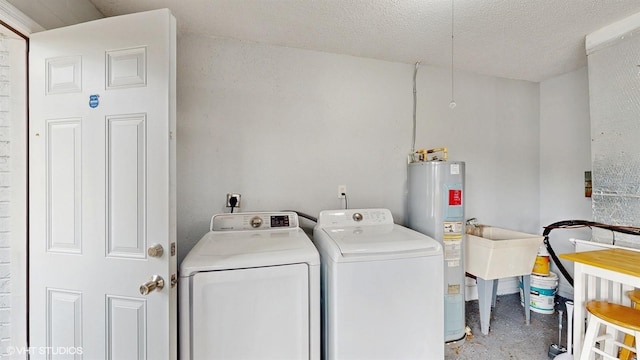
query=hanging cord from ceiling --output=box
[543,220,640,287]
[411,61,420,154]
[449,0,457,109]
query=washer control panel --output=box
[211,212,298,231]
[317,208,393,227]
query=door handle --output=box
[147,244,164,257]
[140,275,165,295]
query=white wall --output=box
[416,67,540,235]
[7,35,26,357]
[0,35,11,356]
[177,35,413,261]
[176,33,541,264]
[5,37,27,358]
[0,3,44,356]
[0,32,27,357]
[539,67,593,299]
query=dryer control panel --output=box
[210,212,299,231]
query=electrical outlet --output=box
[226,193,241,207]
[338,185,347,199]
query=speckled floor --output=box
[445,293,569,360]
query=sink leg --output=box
[477,277,494,335]
[522,274,531,325]
[491,279,499,307]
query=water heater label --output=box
[443,239,461,261]
[443,221,463,237]
[449,189,462,206]
[450,163,460,174]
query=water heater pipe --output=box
[411,61,420,153]
[415,147,448,162]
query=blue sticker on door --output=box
[89,94,100,108]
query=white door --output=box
[29,9,177,359]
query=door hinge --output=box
[171,274,177,288]
[170,242,176,256]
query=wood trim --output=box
[0,0,45,36]
[586,11,640,55]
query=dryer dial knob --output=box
[250,216,263,228]
[353,213,363,222]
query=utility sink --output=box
[465,226,544,280]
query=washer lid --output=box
[323,224,441,256]
[180,228,319,277]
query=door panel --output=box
[46,119,82,253]
[106,296,146,359]
[46,289,82,351]
[45,56,82,95]
[106,113,146,259]
[30,9,176,359]
[106,47,147,89]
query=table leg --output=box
[573,263,585,357]
[477,277,494,335]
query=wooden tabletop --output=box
[560,248,640,278]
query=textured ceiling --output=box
[89,0,640,82]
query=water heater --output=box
[407,149,466,344]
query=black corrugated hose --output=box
[282,210,318,223]
[543,220,640,287]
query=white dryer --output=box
[313,209,444,359]
[179,212,320,360]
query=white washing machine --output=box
[313,208,444,359]
[179,212,320,360]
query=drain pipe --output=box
[565,301,574,355]
[553,301,574,359]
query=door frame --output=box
[0,0,43,355]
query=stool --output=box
[619,290,640,360]
[581,301,640,360]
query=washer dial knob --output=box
[250,216,263,228]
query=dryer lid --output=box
[323,224,441,256]
[180,228,319,276]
